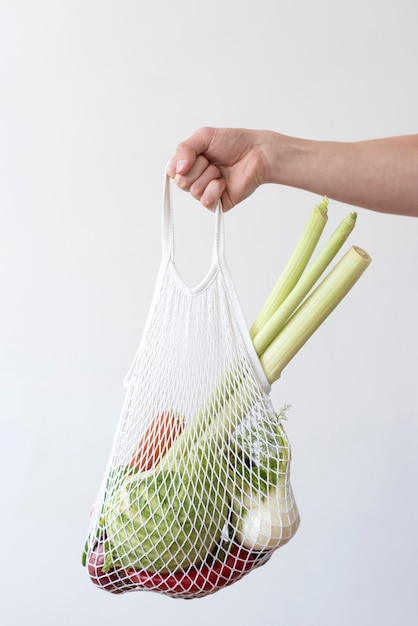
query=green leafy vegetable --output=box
[103,447,230,573]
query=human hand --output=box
[167,127,270,211]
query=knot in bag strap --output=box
[162,169,225,267]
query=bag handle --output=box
[162,169,225,265]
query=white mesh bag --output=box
[82,173,300,599]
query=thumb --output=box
[169,127,216,176]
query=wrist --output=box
[263,132,328,190]
[259,131,303,185]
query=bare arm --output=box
[168,127,418,217]
[265,132,418,217]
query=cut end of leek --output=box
[352,245,372,263]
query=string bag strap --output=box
[161,168,225,271]
[125,167,271,393]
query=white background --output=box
[1,1,417,625]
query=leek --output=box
[250,198,328,338]
[260,245,371,383]
[252,212,358,356]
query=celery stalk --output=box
[260,246,371,383]
[252,212,357,356]
[250,199,328,338]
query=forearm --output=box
[262,132,418,217]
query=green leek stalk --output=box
[260,245,371,383]
[252,212,358,356]
[205,245,371,440]
[250,199,329,338]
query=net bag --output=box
[82,173,300,599]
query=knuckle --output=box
[197,126,213,137]
[176,140,188,153]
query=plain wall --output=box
[0,1,417,625]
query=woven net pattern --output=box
[83,185,299,599]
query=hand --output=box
[167,127,269,211]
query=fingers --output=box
[168,153,225,211]
[200,178,227,211]
[189,164,223,204]
[167,127,227,210]
[167,155,183,178]
[167,127,215,177]
[174,155,213,191]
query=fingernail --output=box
[176,159,187,174]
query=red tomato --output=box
[127,544,264,598]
